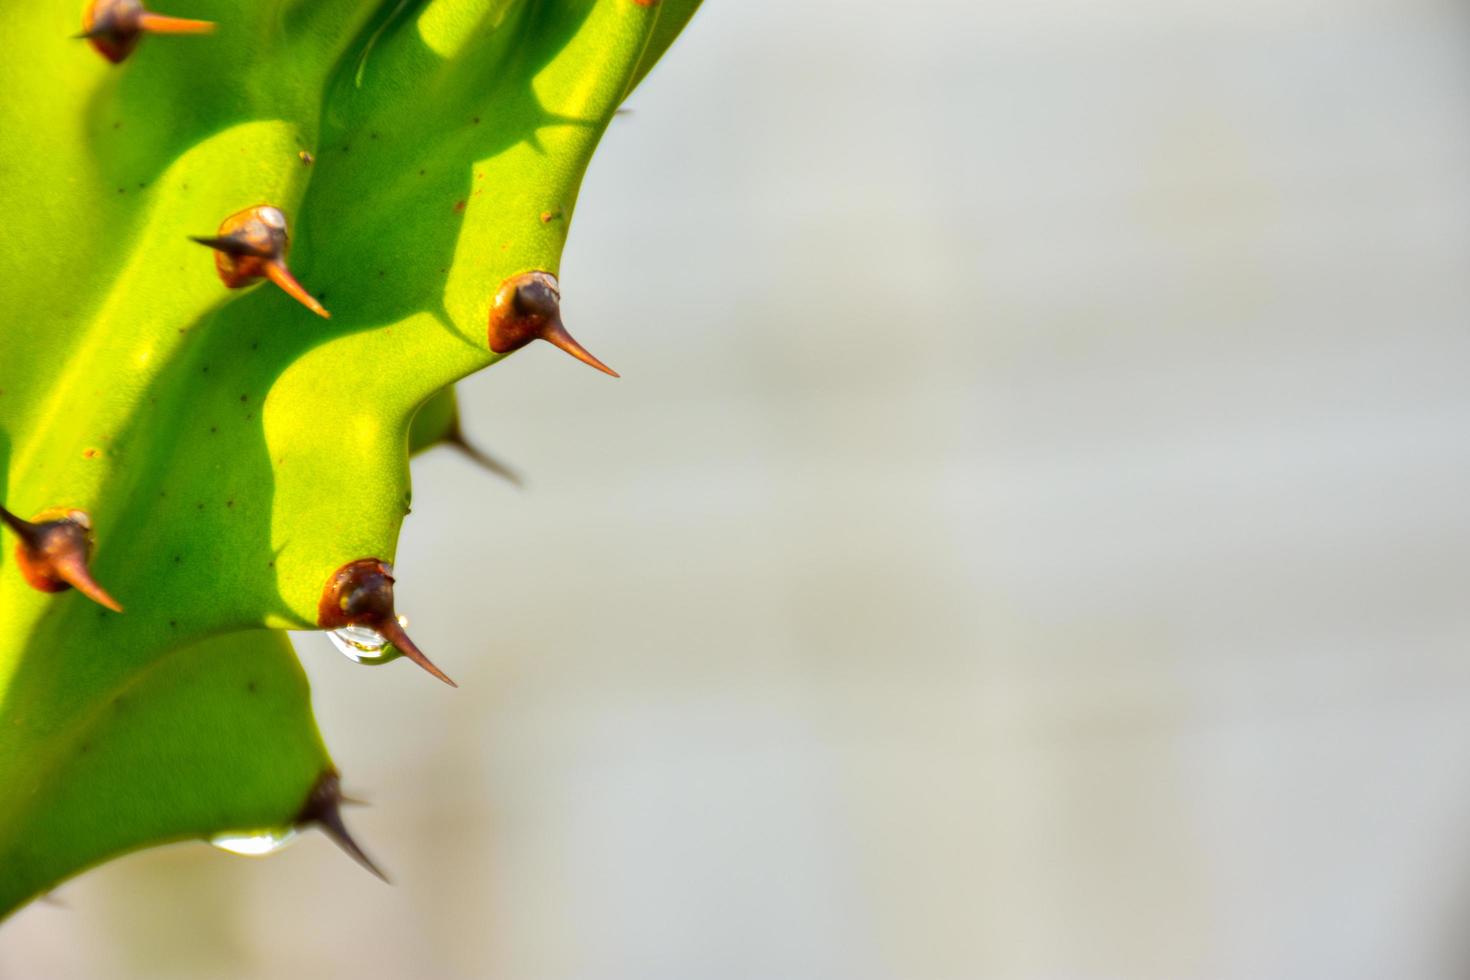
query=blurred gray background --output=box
[6,0,1470,977]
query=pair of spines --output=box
[192,208,619,378]
[0,508,451,685]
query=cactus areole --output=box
[0,0,702,918]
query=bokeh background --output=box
[6,0,1470,977]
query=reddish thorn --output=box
[136,12,214,34]
[53,553,125,613]
[80,0,212,63]
[265,261,331,319]
[543,322,619,377]
[193,206,328,316]
[318,559,457,687]
[487,271,619,377]
[0,505,123,612]
[378,617,457,688]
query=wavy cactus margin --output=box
[0,0,700,917]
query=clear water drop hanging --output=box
[209,827,298,857]
[328,615,410,666]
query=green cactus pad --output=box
[0,0,698,918]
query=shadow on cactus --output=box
[0,0,701,918]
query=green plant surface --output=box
[0,0,699,918]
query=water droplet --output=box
[209,827,298,856]
[328,615,410,666]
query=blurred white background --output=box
[6,0,1470,977]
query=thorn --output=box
[543,322,620,377]
[188,234,265,258]
[378,616,457,688]
[0,504,28,538]
[135,11,214,34]
[487,271,619,378]
[318,559,457,687]
[265,262,331,319]
[0,505,123,612]
[80,0,213,63]
[52,552,125,613]
[446,423,523,487]
[298,771,389,883]
[192,206,330,318]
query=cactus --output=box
[0,0,699,917]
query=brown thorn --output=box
[379,617,458,688]
[0,506,123,613]
[189,234,265,258]
[318,559,456,687]
[0,504,34,541]
[265,261,331,319]
[53,553,124,613]
[315,806,389,883]
[542,322,619,378]
[136,12,214,34]
[447,424,523,487]
[298,772,389,883]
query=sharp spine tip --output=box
[318,559,457,687]
[265,261,331,318]
[1,506,122,612]
[57,556,124,613]
[136,12,215,35]
[381,618,458,687]
[0,504,32,538]
[544,324,619,377]
[447,425,524,487]
[299,772,390,884]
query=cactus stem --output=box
[298,772,388,883]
